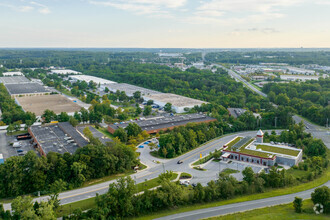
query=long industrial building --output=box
[108,113,216,134]
[0,76,50,97]
[28,122,88,156]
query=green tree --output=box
[164,103,172,112]
[293,197,303,213]
[125,123,142,137]
[11,196,38,219]
[114,127,128,142]
[147,100,153,105]
[42,109,57,123]
[69,117,79,127]
[133,91,141,99]
[242,167,255,185]
[311,186,330,213]
[6,124,15,134]
[57,112,69,122]
[143,106,152,116]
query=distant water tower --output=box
[256,129,264,143]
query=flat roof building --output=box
[101,83,162,96]
[50,69,81,75]
[2,71,24,76]
[144,93,207,113]
[108,113,216,134]
[70,75,116,85]
[5,83,49,97]
[0,76,31,84]
[28,122,88,156]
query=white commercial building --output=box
[144,93,207,113]
[287,67,316,75]
[50,69,81,75]
[280,75,325,81]
[2,71,24,76]
[69,75,116,85]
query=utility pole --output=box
[275,117,277,128]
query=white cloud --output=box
[189,0,303,25]
[0,1,50,14]
[30,1,51,14]
[89,0,186,17]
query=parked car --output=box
[138,145,144,148]
[17,149,23,153]
[177,160,183,164]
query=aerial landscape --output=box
[0,0,329,220]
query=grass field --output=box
[256,144,300,156]
[207,199,329,220]
[221,168,239,175]
[94,126,114,139]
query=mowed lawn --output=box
[207,199,329,220]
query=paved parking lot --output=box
[0,131,37,160]
[202,160,265,181]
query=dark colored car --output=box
[177,160,183,164]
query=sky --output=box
[0,0,330,48]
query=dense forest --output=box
[205,51,330,66]
[262,78,330,126]
[0,141,138,198]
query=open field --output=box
[16,94,81,116]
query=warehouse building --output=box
[221,130,302,167]
[5,83,49,97]
[101,83,161,96]
[2,71,24,76]
[144,93,207,113]
[28,122,88,156]
[108,113,216,134]
[50,69,80,75]
[0,76,31,84]
[69,75,116,85]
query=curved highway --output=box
[2,130,276,210]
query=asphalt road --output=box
[214,64,268,98]
[293,115,330,149]
[2,130,272,211]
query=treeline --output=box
[158,121,225,158]
[0,83,36,125]
[65,154,329,220]
[264,122,328,158]
[0,50,159,69]
[0,141,137,198]
[262,78,330,126]
[205,51,330,66]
